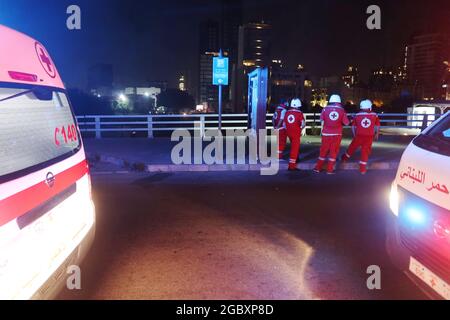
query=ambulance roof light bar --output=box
[8,71,38,83]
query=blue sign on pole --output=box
[213,57,229,86]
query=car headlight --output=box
[389,182,399,217]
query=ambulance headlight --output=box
[405,208,426,225]
[389,182,399,217]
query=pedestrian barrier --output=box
[76,113,445,139]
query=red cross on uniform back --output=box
[353,112,380,136]
[285,109,305,134]
[321,105,350,136]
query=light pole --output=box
[218,49,223,131]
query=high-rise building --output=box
[406,33,449,100]
[199,20,220,53]
[443,61,450,100]
[198,20,220,111]
[237,22,272,71]
[220,0,243,65]
[198,52,218,111]
[198,51,230,112]
[220,0,243,113]
[235,22,272,112]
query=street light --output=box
[118,93,128,103]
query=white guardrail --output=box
[76,113,444,139]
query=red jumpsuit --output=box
[315,104,350,173]
[285,109,305,170]
[273,105,287,159]
[343,111,380,173]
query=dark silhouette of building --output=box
[87,64,114,97]
[369,68,395,92]
[269,60,311,109]
[236,22,272,112]
[199,20,220,53]
[237,22,272,70]
[406,33,449,100]
[342,66,359,88]
[220,0,243,65]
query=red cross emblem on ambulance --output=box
[35,42,56,78]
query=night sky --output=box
[0,0,448,90]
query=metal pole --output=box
[218,49,223,131]
[219,84,223,131]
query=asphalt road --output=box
[59,169,427,300]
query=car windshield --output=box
[413,112,450,157]
[0,85,80,181]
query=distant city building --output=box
[369,68,395,92]
[199,20,220,53]
[269,60,311,108]
[198,51,230,112]
[221,0,243,66]
[87,63,114,97]
[179,75,186,92]
[444,61,450,100]
[311,75,343,107]
[342,66,359,88]
[236,22,272,112]
[198,16,236,112]
[118,86,161,114]
[148,80,168,92]
[406,33,449,100]
[197,2,243,113]
[237,22,272,71]
[123,87,161,97]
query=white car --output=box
[0,25,96,299]
[387,111,450,300]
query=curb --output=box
[147,162,399,173]
[89,153,399,173]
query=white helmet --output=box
[329,94,342,104]
[290,98,302,108]
[360,99,372,110]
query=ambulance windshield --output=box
[0,85,81,182]
[414,113,450,157]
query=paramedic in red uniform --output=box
[273,99,289,159]
[314,94,350,174]
[341,99,380,174]
[285,98,306,171]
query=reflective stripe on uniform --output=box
[322,133,342,136]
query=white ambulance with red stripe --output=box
[387,110,450,300]
[0,25,95,299]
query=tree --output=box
[157,89,195,114]
[67,88,114,115]
[390,90,414,113]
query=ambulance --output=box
[0,25,95,299]
[387,110,450,300]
